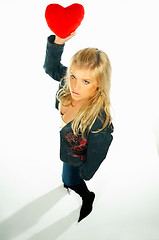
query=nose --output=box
[73,79,80,91]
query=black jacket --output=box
[43,35,113,180]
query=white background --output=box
[0,0,159,239]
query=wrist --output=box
[54,36,65,45]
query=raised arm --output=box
[43,32,76,81]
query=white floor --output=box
[0,0,159,239]
[0,129,159,240]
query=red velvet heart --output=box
[45,3,85,38]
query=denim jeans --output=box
[62,162,82,187]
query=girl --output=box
[43,32,114,222]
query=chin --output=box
[71,94,81,100]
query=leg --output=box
[62,163,95,222]
[68,179,95,222]
[62,162,82,186]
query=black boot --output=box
[64,180,95,222]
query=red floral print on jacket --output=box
[63,132,88,160]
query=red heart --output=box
[45,3,85,38]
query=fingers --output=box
[66,31,76,41]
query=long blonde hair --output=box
[57,47,112,137]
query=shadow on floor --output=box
[0,185,77,240]
[26,208,80,240]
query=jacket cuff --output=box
[47,35,65,49]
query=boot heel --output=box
[64,184,71,195]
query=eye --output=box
[83,80,90,85]
[70,74,76,80]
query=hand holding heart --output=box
[54,31,76,45]
[45,3,85,39]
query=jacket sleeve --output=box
[43,35,67,81]
[80,126,113,180]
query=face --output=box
[69,64,99,103]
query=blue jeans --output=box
[62,162,82,187]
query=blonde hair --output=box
[57,47,112,137]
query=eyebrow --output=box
[70,72,91,81]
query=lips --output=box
[72,91,80,96]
